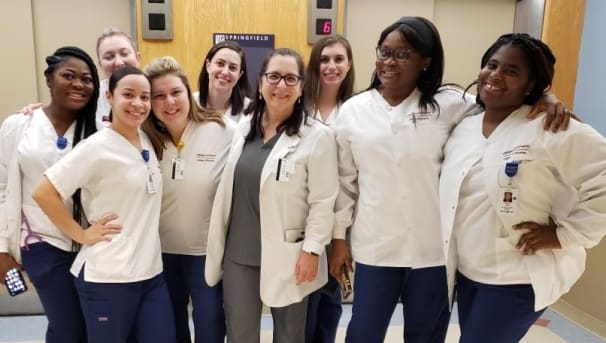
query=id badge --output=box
[146,165,159,194]
[276,158,294,182]
[171,158,185,180]
[498,187,518,215]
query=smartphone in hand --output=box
[5,267,27,296]
[340,267,353,299]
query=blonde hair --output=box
[96,28,137,58]
[142,56,225,159]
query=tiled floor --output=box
[1,304,604,342]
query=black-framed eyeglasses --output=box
[376,46,416,61]
[264,73,301,86]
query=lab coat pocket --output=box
[277,162,306,188]
[405,120,449,160]
[274,233,304,282]
[284,228,305,243]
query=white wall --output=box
[31,0,132,105]
[344,0,434,91]
[344,0,516,92]
[574,0,606,135]
[558,0,606,333]
[0,1,38,119]
[436,0,515,88]
[0,0,132,121]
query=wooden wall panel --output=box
[136,0,345,91]
[541,0,585,107]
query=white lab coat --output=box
[0,115,31,262]
[440,106,606,310]
[205,115,338,307]
[334,87,477,267]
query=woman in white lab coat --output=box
[205,48,338,343]
[334,17,478,343]
[440,33,606,343]
[0,46,99,343]
[334,17,571,343]
[303,35,355,343]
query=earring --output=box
[297,96,301,104]
[258,94,263,101]
[423,67,428,71]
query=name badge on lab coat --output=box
[146,165,159,194]
[498,187,518,215]
[171,158,185,180]
[276,158,295,182]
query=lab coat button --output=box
[451,206,455,210]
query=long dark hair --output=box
[44,46,100,248]
[197,41,251,116]
[368,16,444,113]
[304,35,355,112]
[245,48,308,142]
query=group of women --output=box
[1,14,605,343]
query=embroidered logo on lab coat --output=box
[502,144,532,161]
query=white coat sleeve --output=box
[0,115,24,252]
[302,127,339,254]
[333,106,358,240]
[438,86,481,126]
[544,122,606,249]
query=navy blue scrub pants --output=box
[162,253,226,343]
[345,263,450,343]
[305,281,342,343]
[75,271,176,343]
[456,272,546,343]
[21,242,86,343]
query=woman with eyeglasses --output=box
[205,48,338,343]
[333,17,571,343]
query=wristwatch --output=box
[304,249,319,256]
